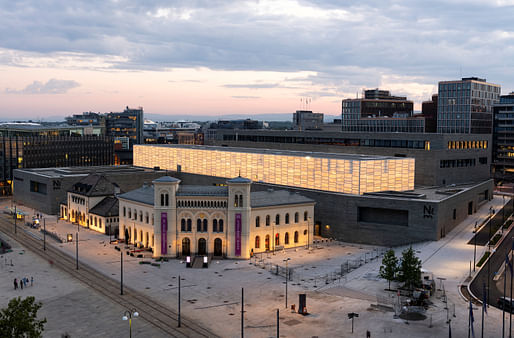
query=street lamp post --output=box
[283,258,291,308]
[76,231,79,270]
[43,218,46,251]
[122,309,139,338]
[120,250,124,295]
[474,221,478,271]
[14,205,17,234]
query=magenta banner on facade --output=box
[161,212,167,255]
[235,213,242,256]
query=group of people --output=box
[13,276,33,290]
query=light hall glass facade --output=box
[134,145,415,195]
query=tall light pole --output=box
[178,275,181,327]
[14,205,17,234]
[120,250,124,295]
[474,221,478,271]
[283,258,291,308]
[76,231,79,270]
[122,309,139,338]
[43,218,46,251]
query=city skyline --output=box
[1,1,513,119]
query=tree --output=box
[397,247,422,290]
[0,296,46,338]
[379,249,398,290]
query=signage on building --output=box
[423,205,434,218]
[235,213,241,256]
[161,212,167,255]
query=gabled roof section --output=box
[227,176,252,184]
[177,186,228,196]
[153,176,180,183]
[89,197,119,217]
[118,185,154,205]
[69,174,120,197]
[251,190,314,208]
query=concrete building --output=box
[205,129,491,186]
[437,77,500,134]
[118,176,314,259]
[493,93,514,181]
[421,94,438,133]
[133,144,415,195]
[342,89,423,133]
[13,165,167,215]
[293,110,324,130]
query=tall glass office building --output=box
[437,77,500,134]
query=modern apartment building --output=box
[293,110,324,130]
[437,77,500,134]
[493,93,514,181]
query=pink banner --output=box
[161,212,167,255]
[235,213,241,256]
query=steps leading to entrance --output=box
[192,256,205,268]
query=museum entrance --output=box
[182,238,190,256]
[214,238,222,256]
[198,238,207,255]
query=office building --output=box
[421,94,438,133]
[493,93,514,181]
[342,89,422,132]
[118,176,314,259]
[293,110,324,130]
[437,77,500,134]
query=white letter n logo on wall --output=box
[161,212,167,255]
[423,205,434,218]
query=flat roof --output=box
[14,165,166,179]
[138,144,407,161]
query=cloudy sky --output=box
[1,0,513,119]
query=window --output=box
[294,212,299,223]
[303,230,307,235]
[145,212,149,224]
[285,213,290,224]
[294,231,299,243]
[219,219,224,232]
[123,207,126,217]
[275,233,280,246]
[255,236,260,249]
[197,219,202,232]
[165,193,169,206]
[285,232,289,245]
[181,219,186,231]
[304,211,308,221]
[139,211,143,222]
[133,209,137,220]
[275,214,280,225]
[161,194,165,206]
[203,219,208,232]
[234,195,239,207]
[213,219,218,232]
[266,215,270,226]
[255,216,260,227]
[187,219,192,231]
[239,195,243,207]
[128,208,131,218]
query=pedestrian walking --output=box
[30,276,33,286]
[20,278,23,290]
[25,277,29,287]
[13,278,17,290]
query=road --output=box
[0,214,217,338]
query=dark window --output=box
[197,219,202,232]
[294,212,299,223]
[219,219,224,232]
[203,219,208,232]
[285,213,290,224]
[294,231,299,243]
[213,219,218,232]
[181,219,186,231]
[266,215,270,226]
[285,232,289,245]
[255,216,260,227]
[304,211,308,221]
[187,219,192,231]
[275,214,280,225]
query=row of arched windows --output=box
[254,231,301,249]
[123,207,153,225]
[177,200,228,208]
[180,218,224,233]
[255,211,308,227]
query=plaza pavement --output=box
[1,196,510,337]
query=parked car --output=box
[498,297,514,312]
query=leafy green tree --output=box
[0,296,46,338]
[379,249,398,290]
[397,247,422,290]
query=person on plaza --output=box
[25,277,29,287]
[13,278,17,290]
[31,276,33,286]
[20,278,23,290]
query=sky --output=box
[1,0,514,120]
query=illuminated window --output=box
[255,236,260,249]
[275,233,280,246]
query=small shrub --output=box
[477,251,490,267]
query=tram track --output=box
[0,216,217,338]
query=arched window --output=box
[187,219,192,231]
[133,209,137,220]
[139,211,143,222]
[275,233,280,246]
[294,231,299,243]
[294,212,299,223]
[285,213,290,224]
[94,216,97,226]
[303,229,307,235]
[123,207,126,217]
[255,216,260,227]
[181,219,186,231]
[165,193,169,206]
[239,195,243,207]
[219,219,224,232]
[160,194,165,206]
[255,236,260,249]
[275,214,280,225]
[202,219,208,232]
[285,232,289,245]
[266,215,270,226]
[128,208,131,218]
[304,211,308,221]
[234,195,239,207]
[197,219,202,232]
[213,219,218,232]
[145,212,149,223]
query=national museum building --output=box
[117,176,315,259]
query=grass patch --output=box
[490,233,502,246]
[477,251,490,267]
[504,219,513,230]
